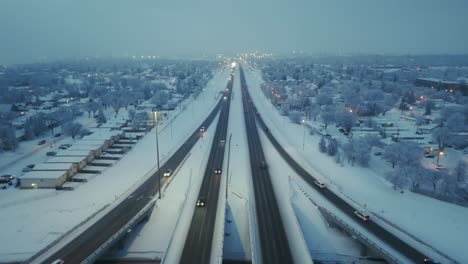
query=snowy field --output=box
[243,65,468,263]
[0,66,230,262]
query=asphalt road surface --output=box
[239,66,293,264]
[179,69,235,264]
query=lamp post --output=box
[436,150,444,167]
[153,111,161,199]
[302,119,305,150]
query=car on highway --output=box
[199,126,205,132]
[314,180,326,189]
[260,161,267,169]
[163,169,173,177]
[423,258,440,264]
[354,211,370,222]
[214,168,222,174]
[46,151,57,156]
[50,259,64,264]
[196,198,205,207]
[38,139,46,145]
[220,138,225,143]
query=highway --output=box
[179,68,234,264]
[41,85,227,263]
[241,65,432,264]
[239,66,293,264]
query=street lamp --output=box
[302,119,305,150]
[436,150,444,167]
[153,111,161,199]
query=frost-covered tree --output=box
[0,126,17,151]
[432,127,450,150]
[288,111,301,124]
[343,138,371,167]
[63,122,83,139]
[383,141,422,169]
[321,105,335,129]
[307,104,320,121]
[327,139,338,156]
[424,100,433,115]
[318,137,327,153]
[96,108,106,125]
[454,160,467,183]
[280,103,290,116]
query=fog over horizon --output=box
[1,0,468,65]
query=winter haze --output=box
[1,0,468,64]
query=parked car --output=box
[196,198,206,207]
[354,211,370,222]
[59,144,72,150]
[54,133,62,137]
[38,140,46,145]
[214,168,222,174]
[46,151,57,156]
[163,169,173,177]
[314,180,326,189]
[0,174,15,183]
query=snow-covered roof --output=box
[416,77,459,84]
[21,170,67,180]
[44,156,87,163]
[32,163,75,171]
[56,150,92,156]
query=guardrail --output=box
[23,204,109,264]
[248,199,259,264]
[82,199,157,264]
[373,213,459,264]
[160,197,186,264]
[319,207,404,264]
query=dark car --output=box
[0,174,15,184]
[196,198,206,207]
[54,133,62,137]
[46,151,57,156]
[38,140,46,145]
[260,161,267,169]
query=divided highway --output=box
[40,85,227,263]
[239,66,293,264]
[241,65,432,264]
[179,68,235,264]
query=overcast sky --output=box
[1,0,467,64]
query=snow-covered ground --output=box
[243,65,468,263]
[0,66,230,262]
